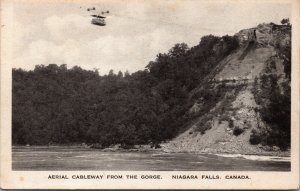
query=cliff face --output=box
[235,28,256,46]
[162,23,291,155]
[235,23,291,47]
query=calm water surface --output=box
[12,146,290,171]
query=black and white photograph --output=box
[1,0,299,189]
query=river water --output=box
[12,146,290,171]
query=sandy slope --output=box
[162,43,290,156]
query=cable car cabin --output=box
[91,18,106,26]
[91,15,106,26]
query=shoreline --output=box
[12,145,291,159]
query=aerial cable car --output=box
[90,10,109,26]
[91,14,106,26]
[81,6,109,27]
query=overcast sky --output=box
[11,0,291,74]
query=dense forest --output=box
[12,35,239,147]
[12,28,291,149]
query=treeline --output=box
[12,35,239,147]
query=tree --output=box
[168,43,189,58]
[117,71,123,78]
[281,18,290,25]
[108,69,115,76]
[124,70,130,78]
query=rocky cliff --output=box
[235,23,291,47]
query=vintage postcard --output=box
[0,0,299,189]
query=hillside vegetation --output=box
[12,22,291,153]
[163,22,291,153]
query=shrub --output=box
[249,129,261,145]
[233,126,244,136]
[154,144,161,149]
[199,121,212,132]
[195,114,214,133]
[228,119,234,129]
[219,115,231,123]
[244,121,252,129]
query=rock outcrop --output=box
[235,23,290,47]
